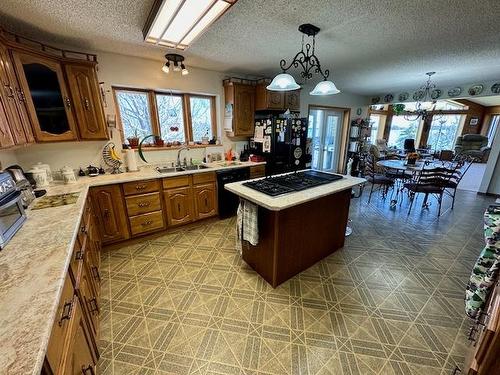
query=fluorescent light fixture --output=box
[267,73,301,91]
[144,0,237,50]
[310,80,340,96]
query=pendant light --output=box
[268,24,340,95]
[310,80,340,96]
[266,73,300,91]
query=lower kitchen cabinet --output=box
[193,182,217,220]
[90,184,130,245]
[164,186,194,226]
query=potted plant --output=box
[154,136,164,147]
[127,129,140,148]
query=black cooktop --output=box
[243,170,343,196]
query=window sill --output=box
[122,144,223,152]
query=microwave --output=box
[0,173,27,249]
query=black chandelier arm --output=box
[280,51,330,80]
[280,50,307,72]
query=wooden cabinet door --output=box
[77,259,100,342]
[65,63,107,140]
[91,185,129,244]
[11,51,78,142]
[285,90,300,111]
[267,91,284,110]
[0,44,26,145]
[234,84,255,136]
[0,90,14,148]
[193,182,217,220]
[164,187,193,226]
[61,298,97,375]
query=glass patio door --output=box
[308,108,343,172]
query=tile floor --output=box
[98,188,495,375]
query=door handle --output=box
[65,97,71,108]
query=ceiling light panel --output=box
[144,0,237,50]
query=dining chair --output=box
[403,166,454,216]
[443,156,475,209]
[365,153,395,203]
[404,139,416,153]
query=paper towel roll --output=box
[125,149,138,171]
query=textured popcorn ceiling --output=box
[0,0,500,95]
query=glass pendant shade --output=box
[267,73,300,91]
[310,80,340,95]
[162,63,170,73]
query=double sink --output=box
[156,164,210,174]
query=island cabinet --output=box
[90,184,130,245]
[249,164,266,179]
[43,198,101,375]
[224,80,256,137]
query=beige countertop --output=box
[225,171,366,211]
[0,160,264,375]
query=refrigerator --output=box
[250,115,312,175]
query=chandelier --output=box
[404,72,438,121]
[267,24,340,96]
[162,53,188,75]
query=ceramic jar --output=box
[27,166,49,188]
[61,166,77,184]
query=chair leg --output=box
[451,188,456,210]
[437,193,443,216]
[368,183,374,203]
[408,192,415,215]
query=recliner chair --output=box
[454,134,491,162]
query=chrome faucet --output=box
[177,146,190,167]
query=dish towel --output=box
[236,199,259,254]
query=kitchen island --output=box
[225,171,365,287]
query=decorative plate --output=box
[491,83,500,94]
[448,87,461,97]
[371,97,380,105]
[398,92,409,102]
[468,84,484,96]
[413,90,425,101]
[431,89,442,100]
[384,94,394,103]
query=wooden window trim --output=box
[112,87,216,143]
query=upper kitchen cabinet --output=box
[255,82,300,112]
[65,64,107,140]
[12,51,79,142]
[224,80,256,137]
[0,44,34,146]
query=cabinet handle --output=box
[177,203,181,213]
[59,300,73,326]
[81,365,95,375]
[16,88,26,102]
[103,209,110,218]
[65,97,71,108]
[81,225,88,234]
[75,248,84,260]
[4,85,14,98]
[135,184,147,190]
[83,97,90,110]
[452,366,461,375]
[467,324,478,344]
[141,220,153,227]
[88,298,99,315]
[91,266,101,282]
[137,201,150,207]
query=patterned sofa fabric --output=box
[465,205,500,318]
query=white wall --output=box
[479,123,500,195]
[5,51,247,172]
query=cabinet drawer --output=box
[163,175,190,189]
[192,171,216,185]
[125,192,161,216]
[46,276,75,374]
[129,211,165,236]
[250,164,266,178]
[122,179,159,196]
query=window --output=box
[427,114,464,151]
[190,96,214,142]
[156,94,185,143]
[387,116,420,149]
[368,114,381,143]
[114,88,216,145]
[115,90,152,140]
[487,115,500,147]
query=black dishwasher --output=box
[217,167,250,218]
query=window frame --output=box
[113,87,217,144]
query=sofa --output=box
[454,134,491,162]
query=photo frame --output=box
[469,117,479,126]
